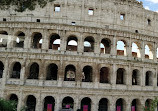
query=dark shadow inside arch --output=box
[62,96,74,109]
[26,95,36,111]
[28,63,39,79]
[99,98,108,111]
[132,69,140,85]
[82,66,92,82]
[116,68,125,84]
[116,98,124,111]
[44,96,55,111]
[9,94,18,109]
[145,71,153,86]
[81,97,91,111]
[145,99,152,110]
[32,33,42,49]
[46,63,58,80]
[100,67,110,83]
[131,99,141,111]
[11,62,21,79]
[0,61,4,78]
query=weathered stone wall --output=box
[0,0,157,36]
[0,0,158,111]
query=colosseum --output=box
[0,0,158,111]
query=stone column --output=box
[111,36,117,56]
[76,62,82,88]
[36,93,43,111]
[56,96,62,111]
[109,99,115,111]
[1,58,9,97]
[111,64,116,88]
[94,41,100,55]
[126,103,131,111]
[7,28,14,49]
[93,63,99,88]
[153,42,157,61]
[74,97,79,111]
[77,36,84,54]
[24,29,32,49]
[126,65,131,86]
[142,67,145,87]
[59,31,66,53]
[153,71,157,87]
[91,100,98,111]
[42,30,49,50]
[140,99,145,111]
[58,62,64,87]
[17,89,25,111]
[20,60,26,85]
[140,41,145,60]
[38,60,45,86]
[127,43,132,58]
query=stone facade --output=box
[0,0,158,111]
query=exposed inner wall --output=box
[0,0,157,36]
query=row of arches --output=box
[8,93,153,111]
[0,31,157,59]
[0,61,155,86]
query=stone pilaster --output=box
[42,29,49,50]
[24,29,32,49]
[111,36,117,56]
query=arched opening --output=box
[100,38,111,54]
[46,63,58,80]
[26,95,36,111]
[43,96,55,111]
[132,42,141,58]
[66,36,78,51]
[132,69,140,85]
[116,98,126,111]
[99,98,108,111]
[145,71,153,86]
[82,66,93,82]
[14,32,25,48]
[117,40,126,56]
[32,33,42,49]
[9,94,18,109]
[64,65,76,81]
[49,34,60,50]
[100,67,110,83]
[0,61,4,78]
[116,68,126,84]
[11,62,21,79]
[131,99,141,111]
[81,97,91,111]
[0,31,8,47]
[84,37,94,52]
[145,99,152,110]
[145,44,153,59]
[28,63,39,79]
[62,96,74,109]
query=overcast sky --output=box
[137,0,158,12]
